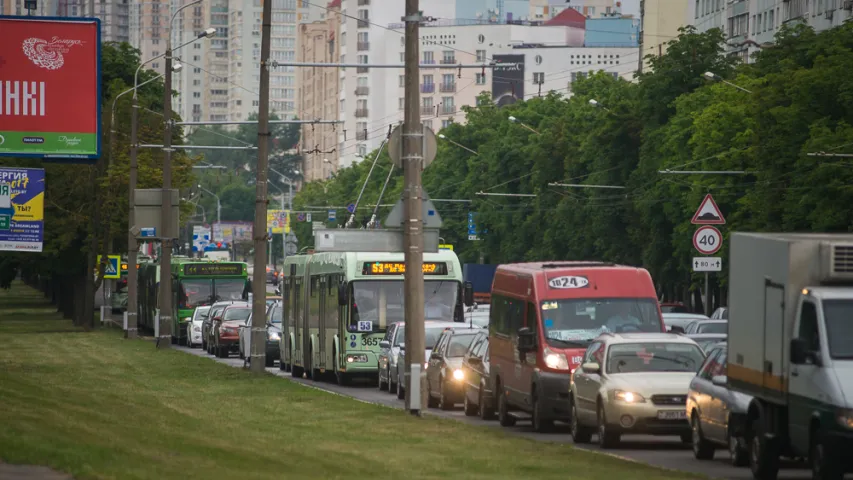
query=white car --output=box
[187,306,211,348]
[662,313,709,333]
[464,303,490,328]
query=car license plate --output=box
[657,410,687,420]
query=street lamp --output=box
[269,167,298,265]
[126,25,212,341]
[197,184,221,224]
[438,133,479,156]
[508,115,541,134]
[703,71,754,94]
[588,98,611,112]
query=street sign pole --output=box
[691,193,725,316]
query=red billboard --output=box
[0,16,101,162]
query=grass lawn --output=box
[0,282,703,480]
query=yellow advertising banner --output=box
[267,210,291,234]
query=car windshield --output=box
[395,326,450,349]
[214,279,246,301]
[540,298,663,348]
[179,279,213,309]
[349,280,459,333]
[193,307,211,321]
[209,307,225,320]
[698,322,727,334]
[820,300,853,359]
[606,342,705,374]
[447,333,478,357]
[269,305,282,323]
[223,307,251,321]
[394,326,406,346]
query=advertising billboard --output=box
[213,222,253,243]
[0,167,45,252]
[491,54,525,107]
[0,16,101,162]
[267,209,291,234]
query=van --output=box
[489,261,666,432]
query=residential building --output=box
[457,0,531,21]
[205,0,230,122]
[2,0,130,42]
[585,16,640,46]
[638,0,689,72]
[689,0,853,62]
[297,1,341,182]
[336,0,456,168]
[171,2,209,124]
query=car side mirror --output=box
[517,326,536,352]
[581,362,600,375]
[467,357,482,366]
[463,281,475,307]
[379,340,391,349]
[790,338,808,364]
[399,343,405,351]
[711,375,727,387]
[338,283,347,306]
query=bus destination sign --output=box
[362,262,448,275]
[183,263,244,276]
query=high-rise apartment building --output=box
[297,0,341,182]
[638,0,689,72]
[2,0,130,42]
[171,2,209,124]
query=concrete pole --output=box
[249,0,273,373]
[126,95,139,339]
[402,0,426,416]
[158,26,174,348]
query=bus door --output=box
[293,275,303,368]
[301,273,312,372]
[338,278,348,370]
[318,275,327,371]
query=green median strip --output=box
[0,282,703,480]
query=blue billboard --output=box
[0,167,45,252]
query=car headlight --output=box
[346,354,368,363]
[612,390,646,403]
[424,362,429,369]
[543,347,569,371]
[193,325,201,332]
[837,409,853,429]
[268,332,280,341]
[223,327,236,334]
[183,317,191,322]
[452,368,464,381]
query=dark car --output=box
[426,326,482,410]
[202,301,247,352]
[213,304,252,357]
[240,302,282,367]
[461,330,493,419]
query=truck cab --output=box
[727,233,853,480]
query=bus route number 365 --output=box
[361,336,380,347]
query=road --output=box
[174,344,822,480]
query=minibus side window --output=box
[526,302,538,342]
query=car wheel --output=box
[597,403,620,449]
[729,433,749,467]
[570,400,593,443]
[438,381,453,411]
[811,431,843,480]
[692,414,716,460]
[396,374,405,399]
[463,389,478,416]
[532,391,553,433]
[748,417,780,480]
[497,383,516,427]
[389,368,398,394]
[426,380,439,408]
[378,367,389,391]
[479,387,494,420]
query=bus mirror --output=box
[463,281,475,307]
[338,283,347,306]
[517,327,536,352]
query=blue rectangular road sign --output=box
[140,227,156,238]
[467,211,478,235]
[328,209,336,221]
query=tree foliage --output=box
[292,23,853,309]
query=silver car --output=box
[187,305,210,348]
[686,342,752,466]
[378,321,405,394]
[394,321,460,400]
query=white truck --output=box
[728,233,853,480]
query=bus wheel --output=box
[334,353,349,386]
[532,390,553,433]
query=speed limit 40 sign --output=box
[693,226,722,255]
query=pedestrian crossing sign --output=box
[97,255,122,279]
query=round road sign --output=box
[693,226,722,255]
[388,124,437,169]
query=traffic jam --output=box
[179,194,852,480]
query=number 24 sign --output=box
[693,226,722,255]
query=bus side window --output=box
[526,302,538,340]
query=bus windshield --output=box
[214,279,246,301]
[540,298,663,348]
[349,280,458,333]
[179,279,213,308]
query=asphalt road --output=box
[173,342,829,480]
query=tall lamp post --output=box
[158,0,213,348]
[269,167,298,267]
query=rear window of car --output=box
[223,308,251,321]
[698,322,727,334]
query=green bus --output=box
[280,249,466,385]
[136,257,250,344]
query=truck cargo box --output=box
[462,263,497,294]
[728,232,853,405]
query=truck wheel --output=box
[479,387,495,420]
[532,392,553,433]
[729,433,748,467]
[749,417,780,480]
[811,433,843,480]
[692,415,716,460]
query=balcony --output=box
[355,86,369,95]
[422,59,436,64]
[421,105,435,116]
[358,0,370,4]
[356,66,368,73]
[440,105,457,115]
[355,108,369,118]
[439,82,456,93]
[356,130,368,140]
[440,58,456,66]
[357,41,370,51]
[357,19,369,28]
[420,83,435,93]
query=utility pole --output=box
[126,93,139,339]
[158,26,175,348]
[250,0,272,373]
[402,0,426,416]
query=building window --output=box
[442,119,453,129]
[399,75,405,87]
[399,97,404,110]
[475,73,486,85]
[442,50,455,64]
[476,49,486,62]
[423,51,434,63]
[357,144,367,156]
[533,72,544,84]
[193,92,201,98]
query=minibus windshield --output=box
[540,298,663,348]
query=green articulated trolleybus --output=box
[279,228,469,385]
[137,256,250,343]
